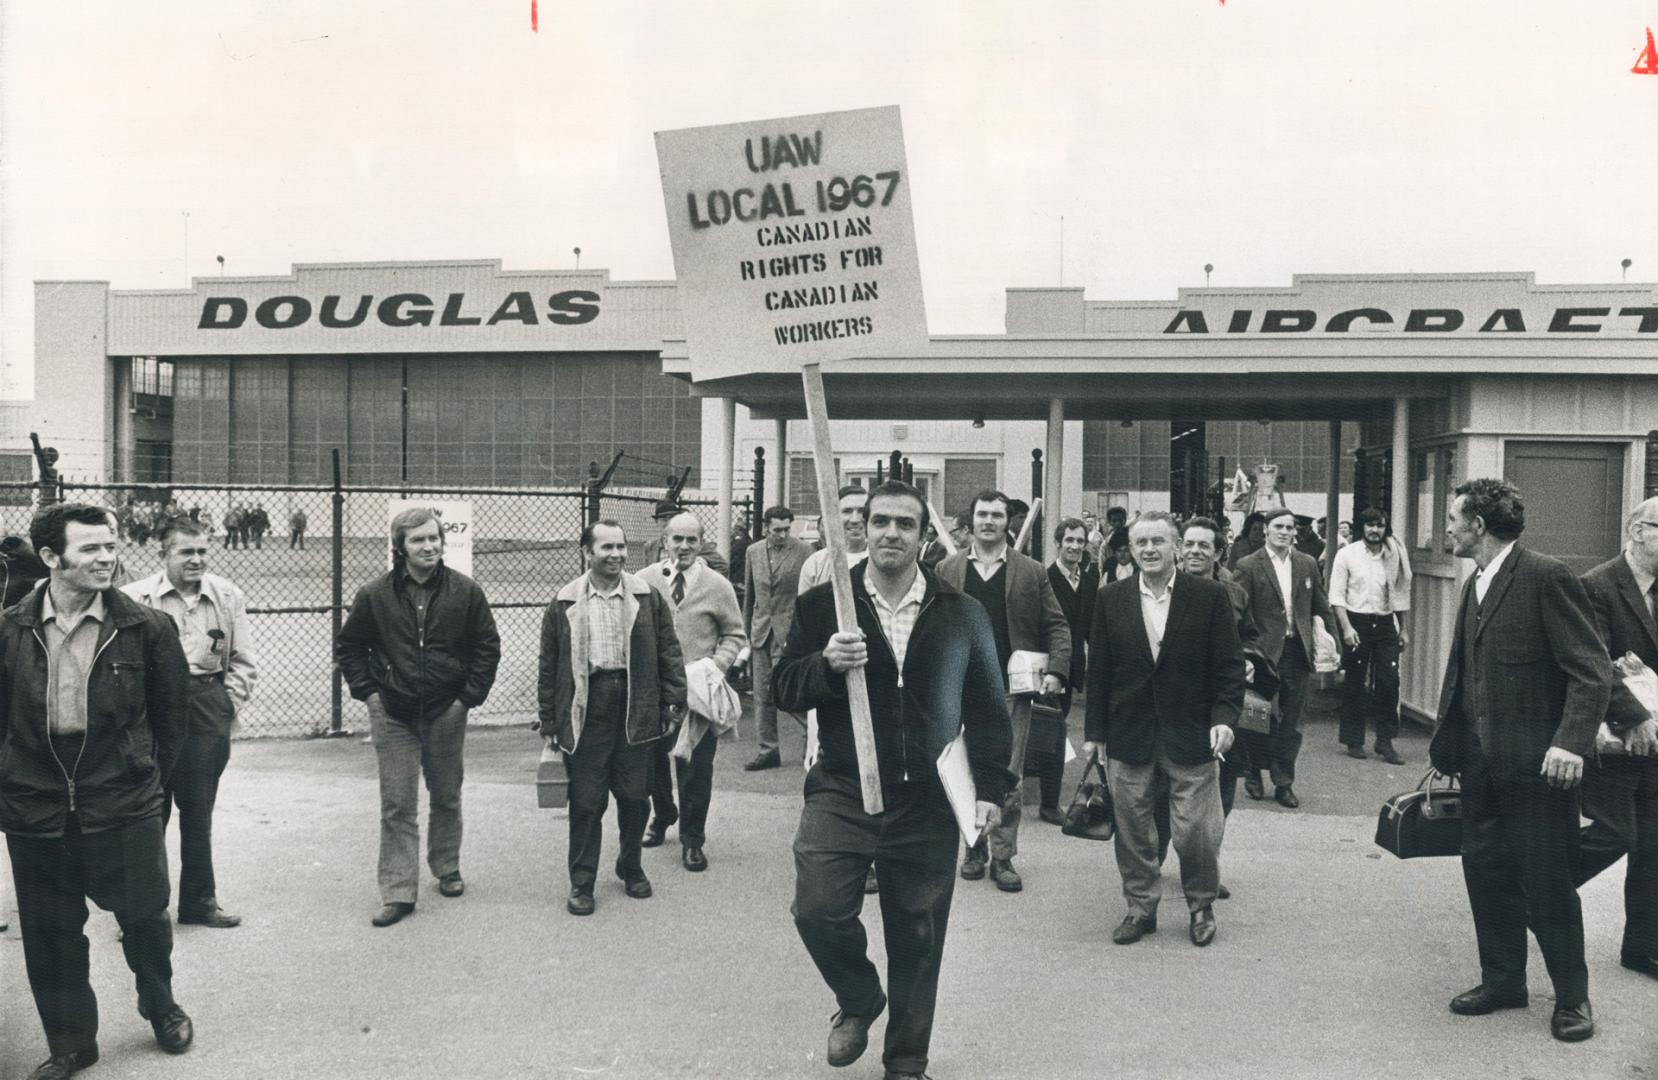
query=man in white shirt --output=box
[1329,508,1410,764]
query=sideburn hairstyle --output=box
[389,507,444,564]
[1454,478,1525,541]
[861,480,929,535]
[970,489,1010,517]
[1054,516,1087,544]
[30,502,115,561]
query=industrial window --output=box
[129,357,175,398]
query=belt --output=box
[590,668,627,680]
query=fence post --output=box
[1030,449,1044,560]
[751,447,765,536]
[329,448,346,736]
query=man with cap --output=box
[642,500,728,577]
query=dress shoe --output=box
[370,902,414,927]
[1243,773,1265,801]
[863,866,879,894]
[1217,883,1231,900]
[566,889,595,916]
[990,859,1023,893]
[743,749,782,771]
[1375,742,1406,765]
[1111,913,1156,945]
[26,1048,98,1080]
[437,873,465,898]
[1620,953,1658,980]
[826,990,887,1067]
[622,874,653,899]
[1190,906,1216,946]
[178,903,242,928]
[1345,744,1368,759]
[1038,806,1065,826]
[643,811,678,847]
[149,1004,194,1054]
[959,850,987,881]
[682,846,707,872]
[1448,983,1529,1015]
[1551,1000,1594,1042]
[1274,785,1300,809]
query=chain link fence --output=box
[0,476,749,738]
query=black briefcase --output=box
[1061,756,1115,842]
[1375,770,1463,859]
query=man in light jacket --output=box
[123,515,257,929]
[643,512,746,871]
[539,520,687,915]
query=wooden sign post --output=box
[656,107,931,816]
[802,363,882,814]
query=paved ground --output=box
[4,691,1657,1079]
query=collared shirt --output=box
[584,574,629,670]
[869,569,928,670]
[1625,550,1657,623]
[969,543,1009,582]
[1053,559,1082,593]
[1475,541,1517,604]
[1138,572,1174,662]
[151,577,225,676]
[402,568,437,627]
[1329,542,1397,616]
[1267,545,1296,636]
[41,588,107,736]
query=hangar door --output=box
[1504,441,1624,575]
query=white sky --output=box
[3,0,1655,397]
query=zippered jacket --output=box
[773,562,1014,805]
[335,563,502,722]
[0,582,191,837]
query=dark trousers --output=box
[1338,612,1401,749]
[565,671,650,890]
[793,766,958,1077]
[1575,754,1658,961]
[7,815,176,1057]
[1266,639,1311,788]
[1460,749,1588,1007]
[163,676,235,914]
[289,529,305,550]
[648,722,719,847]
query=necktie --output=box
[672,572,685,606]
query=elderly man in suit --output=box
[642,513,746,870]
[1430,478,1610,1042]
[1083,511,1245,948]
[1577,494,1658,981]
[1232,506,1337,809]
[742,505,814,771]
[936,489,1070,892]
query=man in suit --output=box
[1039,517,1098,822]
[1577,495,1658,980]
[642,513,746,871]
[1429,478,1609,1042]
[742,505,813,771]
[936,489,1070,892]
[1232,506,1337,808]
[1083,511,1245,948]
[918,524,947,569]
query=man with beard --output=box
[1329,508,1411,764]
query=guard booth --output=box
[678,272,1658,724]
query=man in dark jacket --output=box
[1430,479,1610,1042]
[1577,495,1658,980]
[2,503,195,1078]
[335,507,501,928]
[539,519,687,915]
[1036,517,1098,821]
[775,480,1013,1080]
[1084,512,1246,949]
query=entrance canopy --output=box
[665,272,1658,421]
